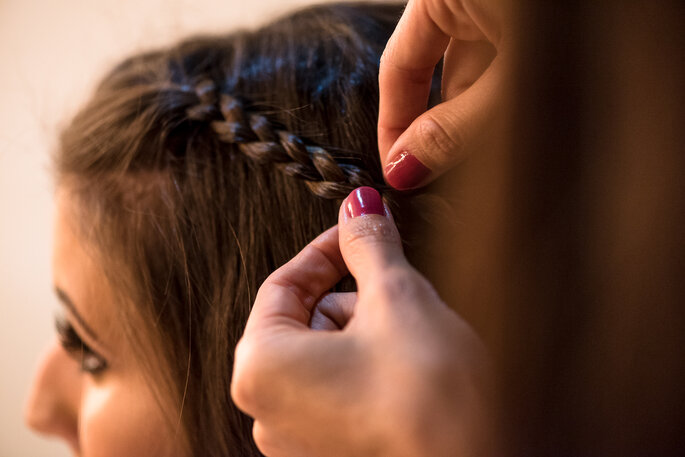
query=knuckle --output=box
[231,339,263,413]
[252,422,278,457]
[417,114,466,163]
[252,422,265,447]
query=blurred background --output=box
[0,0,364,454]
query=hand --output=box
[231,187,491,457]
[378,0,511,189]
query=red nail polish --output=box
[345,187,385,218]
[384,151,431,190]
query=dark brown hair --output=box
[56,3,439,456]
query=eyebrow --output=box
[54,286,100,343]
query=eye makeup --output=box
[55,313,109,375]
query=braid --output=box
[185,79,383,199]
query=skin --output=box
[24,194,186,457]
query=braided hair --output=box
[56,3,440,456]
[186,79,382,199]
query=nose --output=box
[24,340,81,450]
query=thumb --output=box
[338,187,409,291]
[383,56,504,190]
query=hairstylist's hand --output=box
[379,0,511,189]
[231,187,491,457]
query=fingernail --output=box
[384,151,431,190]
[344,187,385,218]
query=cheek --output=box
[78,378,184,457]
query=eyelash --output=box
[55,314,109,375]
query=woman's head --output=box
[26,3,435,456]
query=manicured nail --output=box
[384,151,431,190]
[344,187,385,218]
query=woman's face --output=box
[24,196,186,457]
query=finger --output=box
[383,55,504,190]
[310,292,356,330]
[378,0,450,164]
[378,0,494,163]
[252,421,298,457]
[243,225,348,335]
[337,187,408,291]
[252,421,278,457]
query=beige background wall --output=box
[0,0,372,454]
